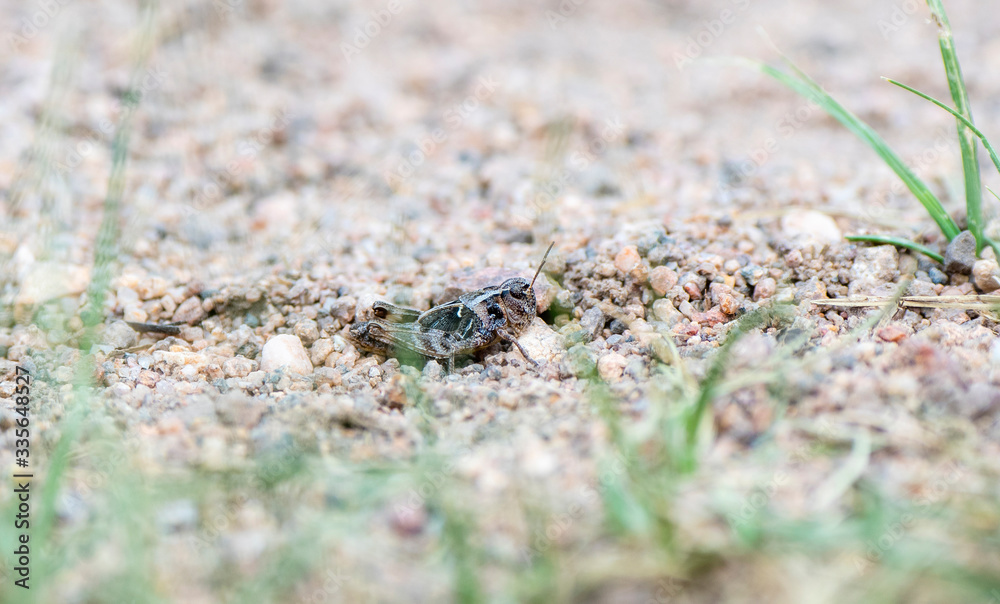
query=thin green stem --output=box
[926,0,983,252]
[845,235,945,264]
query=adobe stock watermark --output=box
[213,0,245,18]
[853,461,964,575]
[53,65,168,174]
[674,0,752,70]
[382,76,499,186]
[188,441,300,554]
[514,116,625,227]
[298,567,347,604]
[341,0,406,63]
[187,106,291,212]
[519,451,630,564]
[4,0,74,54]
[877,0,923,40]
[391,445,472,529]
[862,127,952,223]
[545,0,589,29]
[727,419,835,529]
[724,96,821,188]
[644,577,685,604]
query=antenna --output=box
[530,242,555,288]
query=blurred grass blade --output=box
[927,0,983,252]
[744,34,961,241]
[845,234,945,263]
[813,431,871,510]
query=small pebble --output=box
[103,320,138,349]
[123,305,148,323]
[944,231,977,275]
[117,286,139,307]
[876,325,909,343]
[310,338,335,366]
[293,319,320,346]
[926,266,947,284]
[597,352,627,382]
[260,335,313,375]
[173,296,207,325]
[780,210,842,245]
[972,259,1000,292]
[314,366,343,387]
[753,277,777,301]
[649,266,679,296]
[682,281,702,300]
[652,299,681,324]
[223,356,255,378]
[849,245,898,296]
[579,307,606,341]
[614,245,641,273]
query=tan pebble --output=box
[781,210,842,245]
[877,325,909,343]
[123,305,148,323]
[624,303,645,320]
[173,296,207,325]
[691,307,727,327]
[683,281,702,300]
[160,295,177,314]
[313,366,342,387]
[498,392,518,409]
[180,326,204,343]
[719,293,740,315]
[205,364,224,380]
[245,371,266,388]
[652,299,680,323]
[137,370,159,388]
[310,338,335,366]
[596,262,617,278]
[137,277,168,300]
[753,277,777,301]
[614,246,641,273]
[517,318,565,364]
[649,266,679,296]
[597,352,627,382]
[260,334,313,375]
[223,356,255,378]
[972,259,1000,292]
[674,322,699,337]
[293,319,320,347]
[117,286,139,307]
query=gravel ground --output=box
[2,1,1000,603]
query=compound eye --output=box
[510,283,527,298]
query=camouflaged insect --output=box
[350,244,553,372]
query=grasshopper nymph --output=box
[350,243,554,373]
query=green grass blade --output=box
[985,186,1000,261]
[845,235,945,263]
[926,0,983,252]
[745,58,961,241]
[885,78,1000,181]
